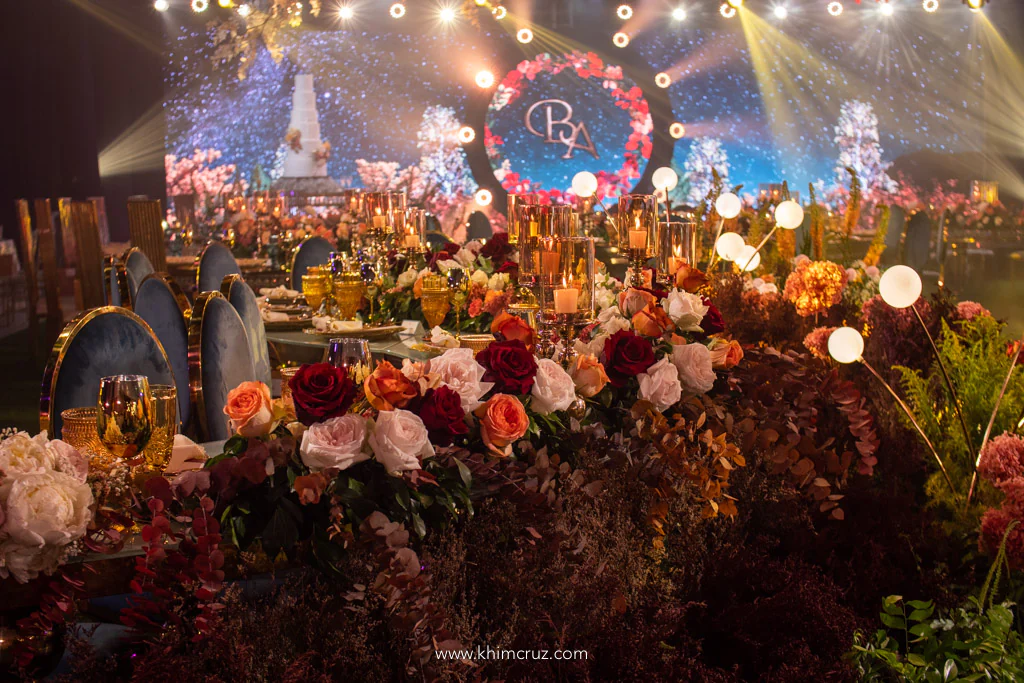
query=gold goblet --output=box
[97,374,153,468]
[302,272,329,311]
[421,274,451,329]
[141,384,177,474]
[333,272,365,321]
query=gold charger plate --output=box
[303,325,404,340]
[264,318,313,331]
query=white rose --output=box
[664,289,709,332]
[595,287,616,311]
[638,357,683,412]
[598,305,623,324]
[429,347,494,412]
[3,470,93,548]
[454,247,477,267]
[670,343,717,395]
[470,269,489,287]
[487,272,510,292]
[530,359,576,414]
[0,432,55,482]
[300,415,370,472]
[397,268,418,290]
[369,410,434,474]
[464,240,484,255]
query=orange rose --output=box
[617,288,657,317]
[707,338,744,370]
[413,274,425,299]
[223,381,273,437]
[675,264,709,293]
[364,361,419,411]
[474,393,529,457]
[571,354,609,398]
[491,311,535,350]
[631,304,674,338]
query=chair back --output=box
[882,205,906,265]
[197,241,240,293]
[127,199,167,272]
[187,292,257,442]
[904,211,932,272]
[33,199,65,343]
[222,274,272,386]
[289,236,334,290]
[68,200,106,309]
[425,231,450,251]
[104,255,132,308]
[89,197,111,244]
[467,211,493,241]
[40,307,173,439]
[171,194,196,230]
[14,200,40,345]
[123,247,155,300]
[134,273,193,431]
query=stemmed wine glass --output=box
[97,374,153,468]
[447,267,468,338]
[328,338,373,383]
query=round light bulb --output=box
[879,265,923,309]
[571,171,598,198]
[655,72,672,88]
[669,122,686,139]
[773,5,788,19]
[715,232,745,262]
[652,167,678,191]
[613,32,630,47]
[440,6,456,21]
[923,0,938,12]
[457,126,476,143]
[474,189,493,206]
[736,244,760,271]
[493,5,507,18]
[475,70,495,88]
[154,0,170,10]
[715,192,742,219]
[616,4,634,20]
[827,1,843,16]
[774,200,804,229]
[828,327,864,364]
[389,2,406,18]
[338,4,354,19]
[516,28,533,43]
[672,7,687,21]
[879,1,894,16]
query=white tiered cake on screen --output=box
[273,74,339,193]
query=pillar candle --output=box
[553,286,579,314]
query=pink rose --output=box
[299,415,370,472]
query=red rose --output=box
[417,386,469,447]
[477,339,538,395]
[289,363,357,426]
[603,330,655,387]
[496,260,519,278]
[699,297,726,336]
[480,232,513,261]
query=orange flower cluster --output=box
[782,259,848,317]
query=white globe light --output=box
[154,0,170,10]
[652,167,678,191]
[571,171,598,197]
[879,265,923,309]
[736,244,761,271]
[774,200,804,230]
[828,327,864,364]
[715,232,745,262]
[715,192,742,219]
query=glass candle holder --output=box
[142,384,178,473]
[97,374,153,467]
[659,217,699,281]
[518,205,575,283]
[281,366,300,418]
[536,236,596,366]
[363,192,393,234]
[506,193,538,248]
[342,189,363,214]
[403,208,426,250]
[618,194,659,287]
[327,338,373,383]
[61,407,113,468]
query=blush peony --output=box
[670,342,717,395]
[530,359,577,414]
[369,409,435,474]
[299,415,370,472]
[429,347,494,413]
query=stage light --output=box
[475,0,486,5]
[516,28,533,43]
[773,5,788,19]
[879,265,922,309]
[652,167,679,191]
[612,32,630,47]
[390,3,406,18]
[827,1,843,16]
[475,70,495,88]
[154,0,169,11]
[672,7,687,21]
[774,200,804,229]
[669,122,686,139]
[879,1,894,16]
[655,72,671,88]
[923,0,938,11]
[217,0,232,7]
[493,5,507,18]
[617,4,634,20]
[720,4,737,18]
[237,3,253,17]
[457,126,476,143]
[475,189,493,206]
[736,244,760,271]
[715,232,745,261]
[572,172,598,198]
[338,4,354,19]
[439,6,457,22]
[727,0,742,6]
[191,0,209,12]
[828,327,864,364]
[715,192,742,219]
[966,0,983,8]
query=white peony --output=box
[756,281,778,295]
[530,359,577,414]
[369,410,434,474]
[429,347,494,412]
[670,343,717,395]
[0,542,65,584]
[454,247,477,267]
[487,272,510,292]
[470,269,489,287]
[396,268,419,290]
[638,357,683,411]
[0,432,55,483]
[3,470,93,549]
[300,415,370,472]
[664,289,709,332]
[47,438,88,483]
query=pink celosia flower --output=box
[978,432,1024,485]
[979,507,1024,569]
[956,301,990,321]
[803,327,837,361]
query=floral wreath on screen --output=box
[484,50,653,204]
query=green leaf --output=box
[454,458,472,489]
[907,600,933,610]
[263,503,300,553]
[943,659,957,681]
[411,512,426,538]
[907,653,927,667]
[910,607,935,622]
[880,613,906,630]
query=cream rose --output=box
[300,415,370,472]
[530,359,576,414]
[487,272,510,292]
[369,409,435,474]
[664,289,709,332]
[670,343,717,395]
[3,470,93,549]
[638,357,683,412]
[396,268,419,290]
[429,347,494,413]
[571,354,609,398]
[470,269,489,287]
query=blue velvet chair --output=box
[40,307,174,439]
[134,273,193,432]
[221,274,272,387]
[197,241,240,293]
[123,247,155,300]
[187,291,258,442]
[104,256,131,308]
[289,236,334,290]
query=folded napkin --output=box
[261,310,290,322]
[164,434,208,475]
[259,286,301,299]
[312,316,364,333]
[430,326,459,348]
